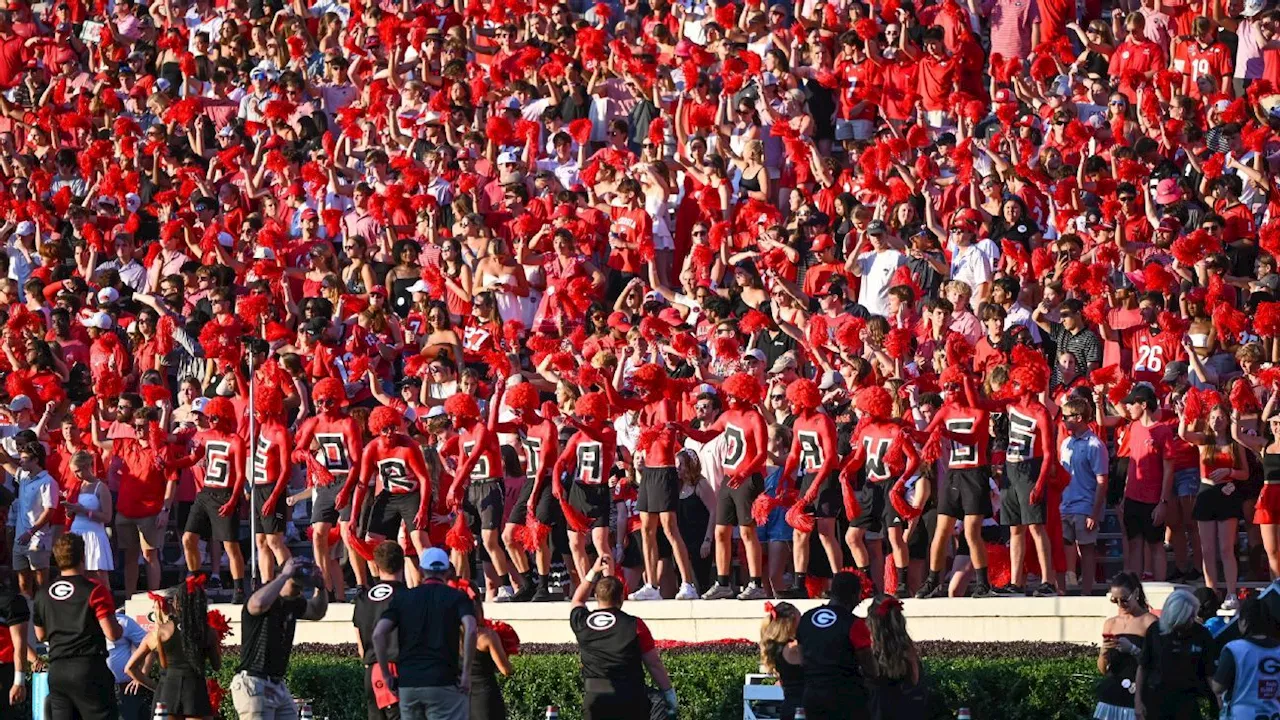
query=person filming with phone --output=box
[230,556,329,720]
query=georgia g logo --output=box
[586,611,616,631]
[812,608,838,628]
[369,583,394,602]
[49,581,74,601]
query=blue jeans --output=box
[399,685,468,720]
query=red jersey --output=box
[1183,42,1232,98]
[294,412,362,488]
[555,425,618,486]
[836,57,879,121]
[606,206,652,275]
[1124,326,1187,384]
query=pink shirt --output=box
[985,0,1041,60]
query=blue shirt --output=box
[1059,430,1109,516]
[106,611,148,683]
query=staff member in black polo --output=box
[795,570,878,720]
[354,541,406,720]
[373,547,477,720]
[33,533,123,720]
[0,575,29,717]
[230,556,329,720]
[570,555,677,720]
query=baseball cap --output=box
[811,233,835,252]
[420,547,451,572]
[497,150,520,165]
[8,395,32,413]
[124,193,141,213]
[769,353,798,375]
[97,287,120,304]
[81,311,113,330]
[1157,216,1183,234]
[15,221,34,237]
[253,246,276,260]
[425,406,447,419]
[299,207,319,220]
[1162,360,1190,384]
[818,370,845,390]
[1122,383,1159,408]
[658,307,686,328]
[406,280,430,293]
[866,219,888,236]
[607,311,632,333]
[1244,0,1268,16]
[744,348,766,363]
[1154,178,1182,205]
[191,397,209,414]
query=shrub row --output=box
[202,647,1103,720]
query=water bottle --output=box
[545,707,559,720]
[299,702,314,720]
[794,709,807,720]
[957,708,972,720]
[152,702,169,720]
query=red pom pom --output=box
[1231,380,1262,416]
[1257,302,1280,338]
[445,514,476,553]
[738,309,770,335]
[884,328,912,360]
[854,17,880,40]
[751,493,777,527]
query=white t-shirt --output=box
[855,249,905,318]
[949,244,993,295]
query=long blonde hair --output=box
[759,602,800,674]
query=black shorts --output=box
[312,481,351,524]
[368,491,422,539]
[463,480,505,533]
[716,473,764,527]
[183,489,239,542]
[569,482,612,530]
[49,656,117,720]
[1194,483,1245,522]
[508,476,557,526]
[364,665,401,720]
[938,467,992,519]
[851,481,886,532]
[799,472,842,519]
[1123,498,1165,543]
[801,685,867,720]
[1001,458,1047,526]
[583,679,650,720]
[253,485,286,535]
[156,668,212,718]
[637,466,680,513]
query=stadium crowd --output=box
[5,0,1280,710]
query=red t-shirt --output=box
[917,54,959,112]
[1124,420,1175,503]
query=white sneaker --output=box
[628,584,663,601]
[494,585,516,602]
[675,582,699,600]
[1222,596,1240,612]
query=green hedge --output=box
[201,650,1104,720]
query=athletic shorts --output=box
[463,480,505,534]
[569,483,611,530]
[114,513,164,552]
[1001,458,1047,526]
[368,491,422,539]
[508,476,558,527]
[1123,498,1165,543]
[1062,514,1100,545]
[184,489,239,542]
[637,466,680,514]
[716,473,764,527]
[938,467,992,519]
[253,485,287,535]
[312,480,351,524]
[850,480,886,532]
[798,472,842,519]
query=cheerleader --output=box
[470,592,514,720]
[1232,385,1280,581]
[759,601,803,720]
[125,578,221,720]
[1179,393,1249,608]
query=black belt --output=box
[245,670,285,684]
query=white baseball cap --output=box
[97,287,120,304]
[407,280,430,293]
[497,150,520,165]
[191,397,209,414]
[125,193,142,213]
[15,221,34,237]
[80,311,113,330]
[8,395,32,413]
